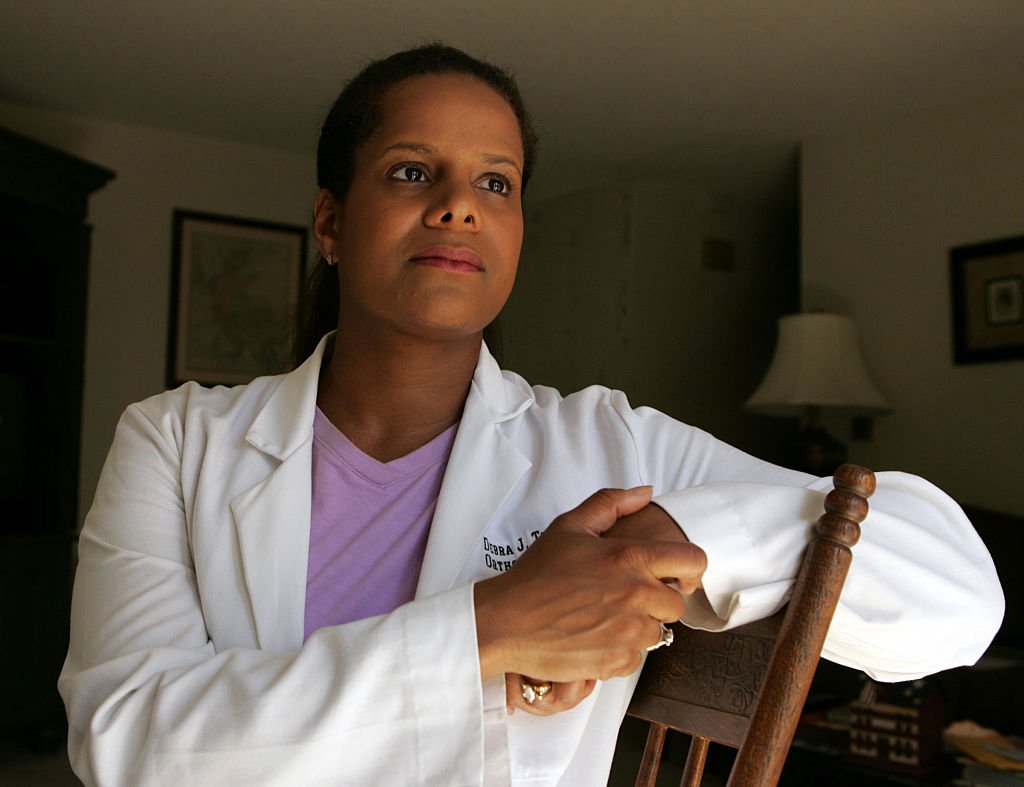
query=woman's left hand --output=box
[500,500,696,717]
[504,674,596,716]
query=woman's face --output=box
[321,72,525,345]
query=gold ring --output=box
[521,678,553,704]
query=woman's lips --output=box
[408,246,484,272]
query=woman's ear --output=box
[313,188,341,257]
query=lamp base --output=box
[792,425,847,477]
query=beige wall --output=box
[0,101,315,525]
[0,100,796,524]
[802,89,1024,516]
[503,178,799,462]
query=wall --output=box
[0,100,801,518]
[802,89,1024,516]
[502,178,799,462]
[0,101,316,525]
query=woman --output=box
[60,44,1003,786]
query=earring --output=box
[325,252,337,266]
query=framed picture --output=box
[951,234,1024,364]
[168,210,308,387]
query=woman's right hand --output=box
[473,487,707,683]
[503,674,597,716]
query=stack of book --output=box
[945,720,1024,786]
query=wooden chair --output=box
[627,464,875,787]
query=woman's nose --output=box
[424,184,478,229]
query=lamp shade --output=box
[745,313,890,416]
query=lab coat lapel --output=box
[230,448,312,652]
[230,339,326,652]
[417,346,533,596]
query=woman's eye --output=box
[390,165,428,182]
[480,176,512,195]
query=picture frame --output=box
[950,234,1024,365]
[168,209,308,387]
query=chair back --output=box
[627,464,875,787]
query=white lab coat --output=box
[59,336,1003,786]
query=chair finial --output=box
[817,464,875,549]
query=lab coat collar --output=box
[243,335,330,460]
[233,333,536,645]
[471,342,535,423]
[242,334,534,459]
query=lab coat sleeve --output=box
[58,404,493,787]
[614,398,1004,683]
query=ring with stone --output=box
[645,621,675,652]
[521,678,553,704]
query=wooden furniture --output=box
[0,126,113,743]
[848,679,946,774]
[627,464,875,787]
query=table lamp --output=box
[745,313,890,475]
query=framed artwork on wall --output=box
[950,234,1024,364]
[168,210,308,387]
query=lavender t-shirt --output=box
[303,408,457,641]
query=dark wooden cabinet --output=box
[0,126,113,741]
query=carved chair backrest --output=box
[626,464,876,787]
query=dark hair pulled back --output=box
[292,43,538,367]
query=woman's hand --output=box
[496,496,701,716]
[605,502,703,593]
[503,674,596,716]
[474,487,707,684]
